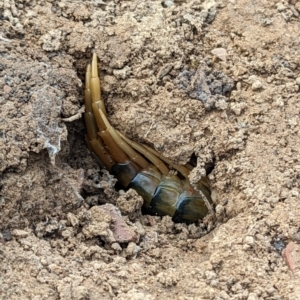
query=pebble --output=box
[215,99,228,110]
[126,242,141,257]
[163,0,174,7]
[3,85,12,94]
[215,204,225,215]
[211,48,227,61]
[1,229,12,241]
[282,241,298,273]
[243,236,255,250]
[247,293,259,300]
[111,242,122,252]
[101,204,137,243]
[11,229,29,238]
[276,2,286,12]
[252,80,262,91]
[67,213,79,227]
[244,235,254,245]
[113,66,131,80]
[72,286,89,300]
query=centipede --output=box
[84,53,212,223]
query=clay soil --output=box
[1,0,300,299]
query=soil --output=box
[1,0,300,299]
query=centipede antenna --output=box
[117,130,170,176]
[84,63,115,170]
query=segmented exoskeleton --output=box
[84,53,212,223]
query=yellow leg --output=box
[97,108,152,171]
[138,143,190,178]
[87,52,153,171]
[84,63,114,170]
[141,143,210,189]
[116,131,171,176]
[91,53,107,116]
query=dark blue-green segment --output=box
[129,167,161,208]
[172,191,209,223]
[111,161,141,188]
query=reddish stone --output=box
[3,85,12,94]
[101,204,137,243]
[282,241,300,274]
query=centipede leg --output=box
[90,53,107,116]
[122,134,170,175]
[85,53,145,187]
[84,64,115,170]
[89,53,165,174]
[117,131,190,178]
[84,52,213,223]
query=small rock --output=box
[126,242,141,257]
[101,203,137,243]
[82,206,112,239]
[211,48,227,61]
[274,238,286,252]
[113,66,131,79]
[282,241,300,274]
[163,0,174,7]
[48,264,63,275]
[205,270,216,280]
[215,204,225,215]
[116,189,143,220]
[210,279,219,287]
[11,229,29,238]
[247,293,259,300]
[120,289,155,300]
[219,290,230,299]
[111,242,122,252]
[1,230,12,241]
[243,236,254,250]
[157,64,173,80]
[266,286,276,296]
[293,231,300,242]
[72,286,89,300]
[41,29,62,51]
[244,236,254,245]
[215,99,228,110]
[3,85,12,94]
[61,228,74,239]
[67,212,79,227]
[276,2,286,12]
[230,103,242,115]
[252,80,262,91]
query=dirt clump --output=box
[1,0,300,299]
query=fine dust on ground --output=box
[1,0,300,299]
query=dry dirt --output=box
[1,0,300,299]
